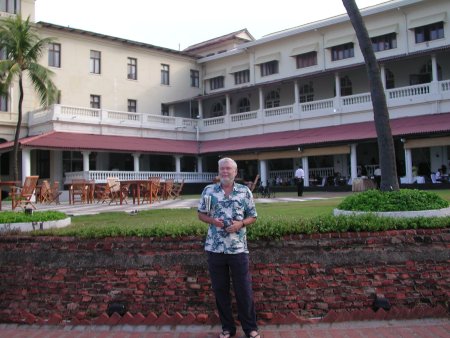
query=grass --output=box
[5,189,450,237]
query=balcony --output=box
[27,80,450,141]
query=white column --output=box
[335,72,341,97]
[21,148,31,183]
[259,160,268,187]
[258,87,264,110]
[404,148,413,184]
[380,64,386,89]
[132,153,141,172]
[198,99,203,118]
[350,144,357,181]
[431,54,438,82]
[197,156,203,173]
[302,156,309,187]
[81,151,91,171]
[294,80,299,104]
[175,155,181,173]
[225,94,231,115]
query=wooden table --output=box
[120,180,156,205]
[69,180,95,204]
[0,181,21,210]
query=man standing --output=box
[294,166,305,196]
[198,157,260,338]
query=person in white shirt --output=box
[294,166,305,196]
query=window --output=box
[340,76,353,96]
[0,0,18,14]
[415,21,444,43]
[331,43,354,61]
[238,97,251,113]
[296,51,317,69]
[211,102,224,117]
[90,95,101,109]
[0,95,7,111]
[90,50,101,74]
[127,57,137,80]
[161,64,170,85]
[48,43,61,68]
[128,99,137,112]
[299,82,314,103]
[190,69,199,87]
[371,33,397,52]
[210,76,224,90]
[234,70,250,85]
[265,90,280,108]
[260,61,278,77]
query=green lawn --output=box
[68,189,450,229]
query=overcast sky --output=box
[35,0,388,51]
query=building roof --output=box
[0,113,449,155]
[37,22,198,59]
[0,131,199,155]
[183,28,254,53]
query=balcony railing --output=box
[65,171,218,184]
[27,80,450,140]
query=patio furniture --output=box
[0,181,21,210]
[97,177,121,204]
[70,179,89,204]
[10,175,40,210]
[170,179,185,199]
[159,178,174,200]
[39,180,52,204]
[245,174,260,193]
[49,181,62,204]
[141,177,160,204]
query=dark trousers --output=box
[297,179,304,196]
[207,252,258,336]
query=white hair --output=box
[218,157,237,169]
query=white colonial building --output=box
[0,0,449,190]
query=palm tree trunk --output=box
[12,74,24,182]
[342,0,399,191]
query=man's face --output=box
[219,161,237,185]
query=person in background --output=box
[374,167,381,188]
[198,157,260,338]
[294,166,305,196]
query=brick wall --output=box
[0,228,448,325]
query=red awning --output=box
[0,131,199,155]
[200,112,450,153]
[0,112,449,154]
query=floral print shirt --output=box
[198,182,257,254]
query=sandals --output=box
[219,331,234,338]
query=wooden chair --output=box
[159,179,174,200]
[10,175,39,210]
[170,179,185,199]
[48,181,62,204]
[246,174,260,193]
[141,177,160,204]
[39,180,52,204]
[97,177,121,204]
[70,179,89,204]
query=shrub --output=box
[337,189,449,212]
[0,211,67,224]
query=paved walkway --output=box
[0,318,449,337]
[1,192,351,216]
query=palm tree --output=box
[342,0,399,191]
[0,15,58,181]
